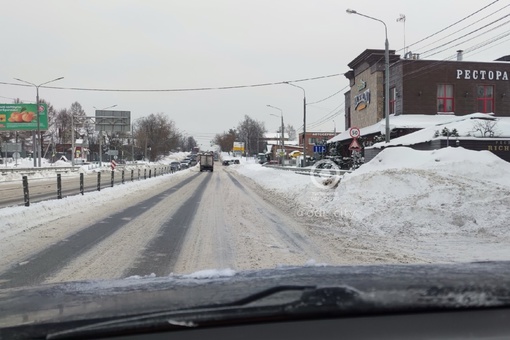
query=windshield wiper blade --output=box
[46,285,315,339]
[47,285,370,339]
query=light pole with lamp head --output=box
[346,9,390,143]
[93,105,117,166]
[14,77,64,167]
[267,104,284,164]
[285,82,307,166]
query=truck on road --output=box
[199,153,214,172]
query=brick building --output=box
[344,49,510,131]
[298,131,336,156]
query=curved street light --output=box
[267,104,285,164]
[284,82,307,166]
[14,76,64,167]
[346,9,390,143]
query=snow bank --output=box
[233,147,510,241]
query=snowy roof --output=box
[370,113,510,148]
[264,132,289,139]
[327,113,504,143]
[265,140,299,146]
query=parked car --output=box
[180,160,190,169]
[222,160,231,166]
[170,161,181,171]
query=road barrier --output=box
[22,176,29,207]
[6,165,172,207]
[263,164,351,177]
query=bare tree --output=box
[212,128,238,152]
[278,124,297,141]
[237,115,266,155]
[472,119,498,137]
[134,113,180,161]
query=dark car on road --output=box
[170,161,181,171]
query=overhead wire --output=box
[401,0,501,52]
[420,13,510,58]
[0,73,341,93]
[412,3,510,53]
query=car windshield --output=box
[1,0,510,335]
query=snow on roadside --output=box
[0,168,192,240]
[231,147,510,262]
[332,147,510,238]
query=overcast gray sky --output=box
[1,0,508,148]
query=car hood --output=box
[1,262,510,328]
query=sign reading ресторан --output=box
[456,69,509,81]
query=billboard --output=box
[95,110,131,132]
[0,103,48,131]
[233,141,245,152]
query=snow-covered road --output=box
[1,164,412,289]
[1,147,510,289]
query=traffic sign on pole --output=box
[349,138,362,151]
[349,127,361,139]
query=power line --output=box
[307,85,348,105]
[1,73,341,93]
[420,13,510,57]
[400,27,510,83]
[413,3,510,53]
[403,0,501,51]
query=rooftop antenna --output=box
[397,14,406,55]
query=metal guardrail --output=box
[2,165,173,208]
[1,166,80,174]
[262,164,351,177]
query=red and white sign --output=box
[111,160,117,171]
[349,138,362,151]
[349,127,361,139]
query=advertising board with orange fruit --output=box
[0,103,48,131]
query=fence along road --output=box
[0,165,170,209]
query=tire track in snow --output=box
[122,172,213,277]
[0,173,201,289]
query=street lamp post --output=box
[346,9,390,143]
[93,105,117,166]
[285,82,307,166]
[14,77,64,167]
[267,105,284,164]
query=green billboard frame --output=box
[0,103,48,131]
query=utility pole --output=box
[14,76,64,167]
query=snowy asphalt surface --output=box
[2,165,395,289]
[2,148,510,290]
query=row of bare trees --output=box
[1,99,196,161]
[213,115,268,155]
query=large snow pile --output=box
[332,147,510,238]
[234,147,510,241]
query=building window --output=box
[309,138,318,145]
[437,84,454,112]
[390,87,396,114]
[477,85,494,113]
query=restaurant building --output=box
[344,49,510,131]
[331,49,510,162]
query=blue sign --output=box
[314,145,326,153]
